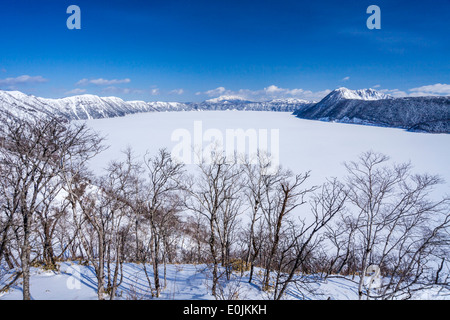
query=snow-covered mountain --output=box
[0,90,61,120]
[0,90,312,120]
[1,88,449,133]
[325,87,393,102]
[37,95,160,119]
[205,95,252,104]
[309,88,393,113]
[191,97,313,112]
[294,88,450,133]
[0,90,157,120]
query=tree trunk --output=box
[209,217,218,297]
[97,233,105,300]
[21,213,32,300]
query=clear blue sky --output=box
[0,0,449,101]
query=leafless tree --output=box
[181,213,209,264]
[101,150,142,299]
[0,113,104,300]
[272,178,347,300]
[185,150,243,298]
[343,151,450,299]
[139,148,186,298]
[259,166,314,292]
[323,212,358,277]
[242,152,274,284]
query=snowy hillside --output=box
[1,88,449,133]
[1,262,447,300]
[0,90,312,121]
[322,87,393,103]
[294,88,450,133]
[0,91,163,120]
[205,95,252,103]
[0,90,63,120]
[190,98,313,112]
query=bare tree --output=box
[273,178,347,300]
[73,148,141,300]
[34,180,71,268]
[343,151,450,299]
[323,212,358,277]
[181,213,209,264]
[0,113,104,300]
[242,153,273,284]
[140,148,185,298]
[185,151,243,298]
[101,150,141,299]
[259,167,314,292]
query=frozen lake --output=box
[80,111,450,197]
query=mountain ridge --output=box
[294,90,450,133]
[1,88,449,133]
[0,89,314,120]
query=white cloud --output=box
[151,88,160,95]
[76,78,131,86]
[197,85,330,102]
[341,76,350,81]
[0,75,48,85]
[262,85,331,100]
[201,87,227,97]
[101,86,144,95]
[409,83,450,96]
[65,88,87,95]
[264,85,284,95]
[75,79,88,86]
[378,88,408,97]
[169,88,184,95]
[376,84,450,98]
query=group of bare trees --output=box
[325,152,450,299]
[0,113,449,300]
[0,113,104,299]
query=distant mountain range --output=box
[0,90,313,121]
[0,88,449,133]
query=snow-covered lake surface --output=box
[80,111,450,197]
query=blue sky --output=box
[0,0,449,102]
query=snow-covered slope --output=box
[1,261,447,300]
[148,101,192,112]
[0,90,62,120]
[304,88,392,114]
[36,95,159,120]
[326,87,393,102]
[294,88,450,133]
[0,90,313,120]
[1,88,449,133]
[205,95,252,104]
[0,90,157,120]
[191,97,313,112]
